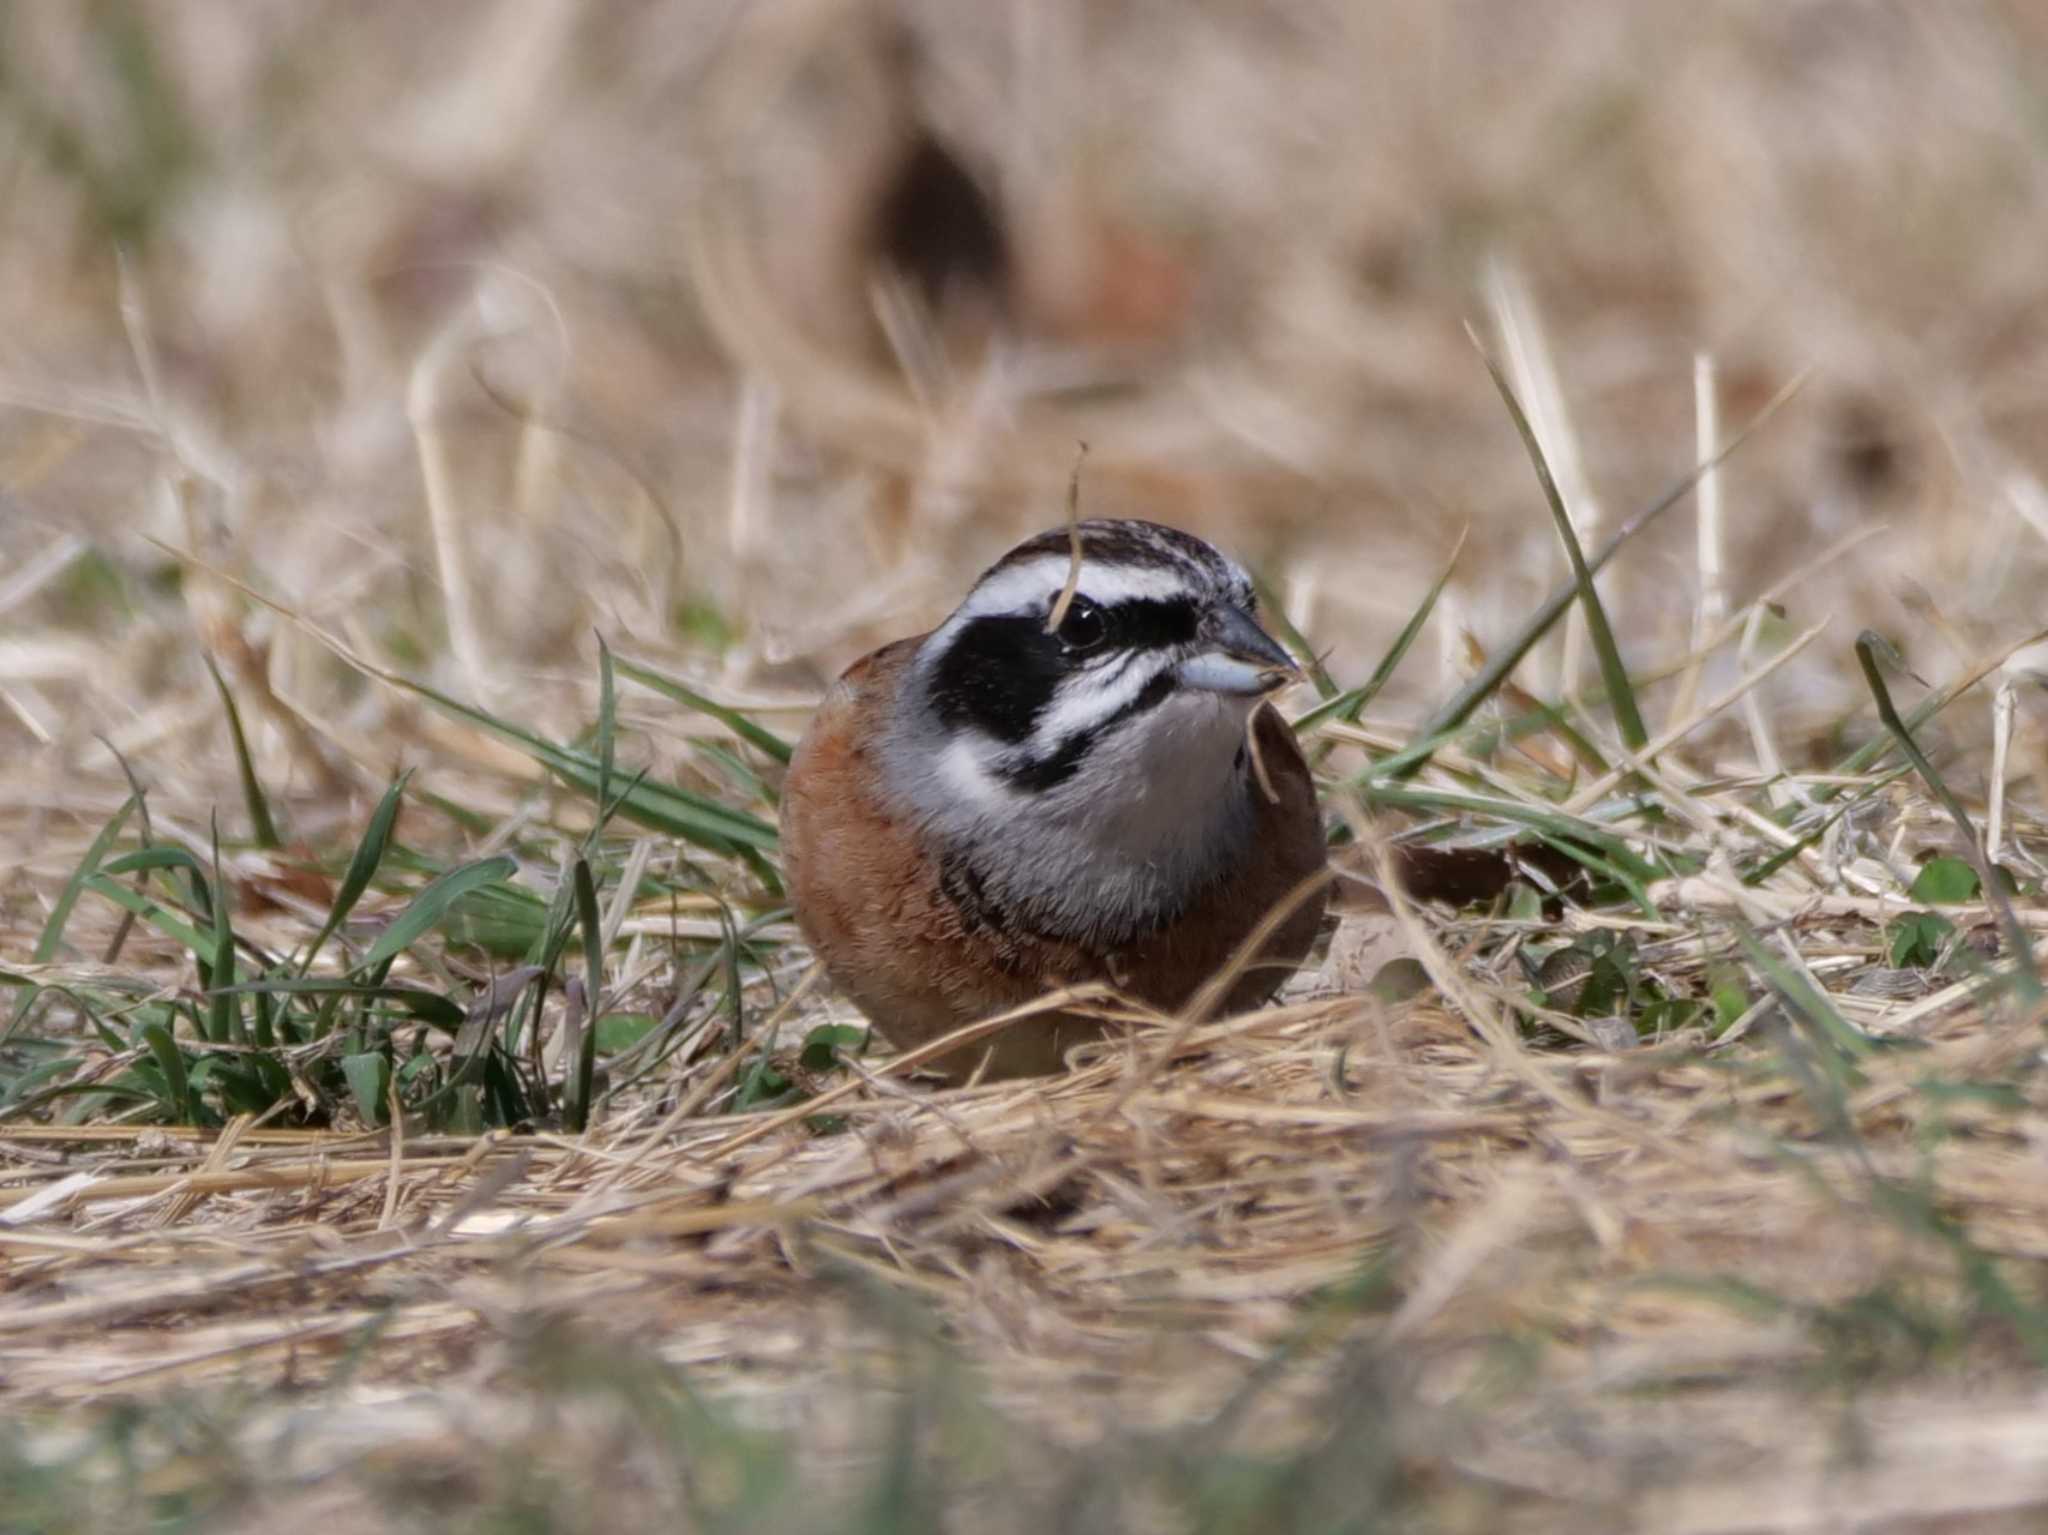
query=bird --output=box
[780,517,1329,1081]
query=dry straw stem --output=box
[1560,613,1827,814]
[1043,440,1090,633]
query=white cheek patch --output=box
[1029,652,1170,750]
[954,556,1206,622]
[934,732,1021,816]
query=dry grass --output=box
[6,2,2048,1530]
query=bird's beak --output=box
[1176,605,1301,696]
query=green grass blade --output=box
[566,856,602,1132]
[202,651,282,849]
[546,752,776,852]
[301,770,411,976]
[697,741,779,812]
[1825,631,2048,789]
[354,854,519,977]
[1393,369,1808,781]
[1358,681,1618,788]
[1472,335,1647,751]
[1527,830,1661,919]
[84,872,213,953]
[1294,528,1466,737]
[1354,783,1660,883]
[341,1051,392,1126]
[1743,766,1912,884]
[92,737,155,966]
[1736,924,1875,1063]
[102,845,210,884]
[715,901,744,1057]
[10,798,142,1039]
[613,655,794,766]
[30,792,139,966]
[382,668,777,851]
[100,844,224,949]
[206,816,238,1044]
[215,978,465,1032]
[137,1021,194,1123]
[1853,632,2037,993]
[250,988,276,1049]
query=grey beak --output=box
[1177,605,1301,696]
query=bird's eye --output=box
[1054,595,1108,652]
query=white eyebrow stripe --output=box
[956,556,1201,620]
[1026,652,1174,750]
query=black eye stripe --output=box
[931,592,1202,736]
[1094,596,1200,650]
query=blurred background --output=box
[3,0,2047,858]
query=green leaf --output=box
[1888,910,1954,969]
[1390,370,1808,781]
[206,816,239,1045]
[83,874,213,954]
[355,855,518,976]
[1294,530,1465,737]
[594,1012,660,1054]
[302,770,410,976]
[613,655,794,766]
[799,1023,867,1073]
[216,977,465,1032]
[376,669,777,852]
[1638,997,1708,1035]
[1736,925,1873,1065]
[1856,631,2034,994]
[341,1051,392,1125]
[1708,967,1752,1032]
[564,856,603,1132]
[102,844,212,897]
[205,1056,285,1117]
[1473,337,1646,751]
[32,792,140,964]
[138,1021,193,1123]
[734,1057,794,1111]
[1908,858,1978,906]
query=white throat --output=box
[885,683,1263,946]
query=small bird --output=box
[781,518,1328,1080]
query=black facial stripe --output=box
[1001,668,1178,792]
[928,591,1201,744]
[1103,596,1200,651]
[928,614,1062,742]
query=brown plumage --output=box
[782,638,1328,1081]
